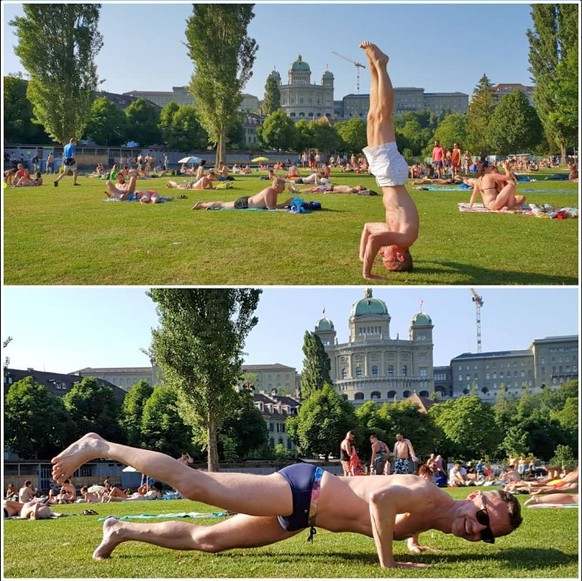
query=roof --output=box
[291,55,310,72]
[350,288,388,318]
[406,392,435,413]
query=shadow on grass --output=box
[418,260,578,285]
[211,546,578,570]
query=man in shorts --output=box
[52,433,522,570]
[192,178,292,210]
[359,42,419,280]
[432,140,445,179]
[54,138,80,187]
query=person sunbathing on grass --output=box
[52,433,522,570]
[289,182,376,195]
[166,173,217,191]
[468,161,526,211]
[192,177,293,210]
[105,171,137,200]
[358,42,419,280]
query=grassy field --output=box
[3,488,578,578]
[3,170,578,285]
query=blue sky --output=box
[2,1,539,101]
[2,287,579,375]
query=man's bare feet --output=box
[51,433,108,484]
[192,202,203,210]
[359,41,389,68]
[93,517,123,560]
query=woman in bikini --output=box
[469,161,525,211]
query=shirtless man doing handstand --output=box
[52,433,522,570]
[192,178,292,210]
[359,42,419,280]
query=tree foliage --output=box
[4,377,76,460]
[10,4,103,144]
[159,103,208,151]
[84,96,128,146]
[335,118,367,154]
[186,4,258,164]
[140,384,195,457]
[432,113,468,152]
[300,331,332,399]
[3,76,52,144]
[124,98,161,146]
[148,288,261,471]
[465,74,496,155]
[286,383,357,459]
[262,74,281,116]
[259,109,297,151]
[527,4,579,161]
[62,377,123,442]
[486,90,544,155]
[120,380,154,447]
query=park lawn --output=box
[3,171,578,285]
[2,490,578,578]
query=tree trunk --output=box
[560,143,567,167]
[207,415,220,472]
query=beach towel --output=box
[97,511,232,521]
[458,203,578,218]
[526,504,578,509]
[103,196,174,203]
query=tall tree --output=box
[10,4,103,144]
[3,76,52,144]
[465,74,496,155]
[124,98,161,147]
[148,288,261,471]
[262,73,281,115]
[300,331,332,399]
[4,377,76,460]
[432,113,468,153]
[335,118,367,154]
[527,4,579,163]
[186,4,258,165]
[486,90,544,155]
[120,380,154,447]
[259,109,297,151]
[63,377,123,442]
[84,96,128,146]
[140,385,195,458]
[286,383,357,460]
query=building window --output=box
[341,368,347,379]
[402,365,408,377]
[371,365,378,377]
[387,365,394,377]
[371,391,381,400]
[354,392,364,400]
[355,366,362,378]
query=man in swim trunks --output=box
[358,42,419,280]
[52,433,522,569]
[191,178,293,210]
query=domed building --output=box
[273,55,335,121]
[314,288,435,405]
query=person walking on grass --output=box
[54,138,80,187]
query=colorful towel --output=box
[458,202,578,219]
[97,511,232,521]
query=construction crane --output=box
[332,51,366,94]
[470,289,484,353]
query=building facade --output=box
[451,335,579,401]
[314,288,435,406]
[274,56,335,121]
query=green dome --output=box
[322,70,334,79]
[291,55,311,72]
[315,317,334,331]
[412,312,432,325]
[269,69,281,80]
[351,289,388,317]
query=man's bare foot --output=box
[363,271,387,281]
[104,191,111,198]
[93,518,123,560]
[192,202,203,210]
[52,433,109,484]
[359,41,389,68]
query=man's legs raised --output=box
[52,433,293,517]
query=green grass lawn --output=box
[3,170,578,285]
[3,489,578,578]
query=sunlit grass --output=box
[3,170,578,285]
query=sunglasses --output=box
[476,505,495,544]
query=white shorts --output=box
[363,142,408,187]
